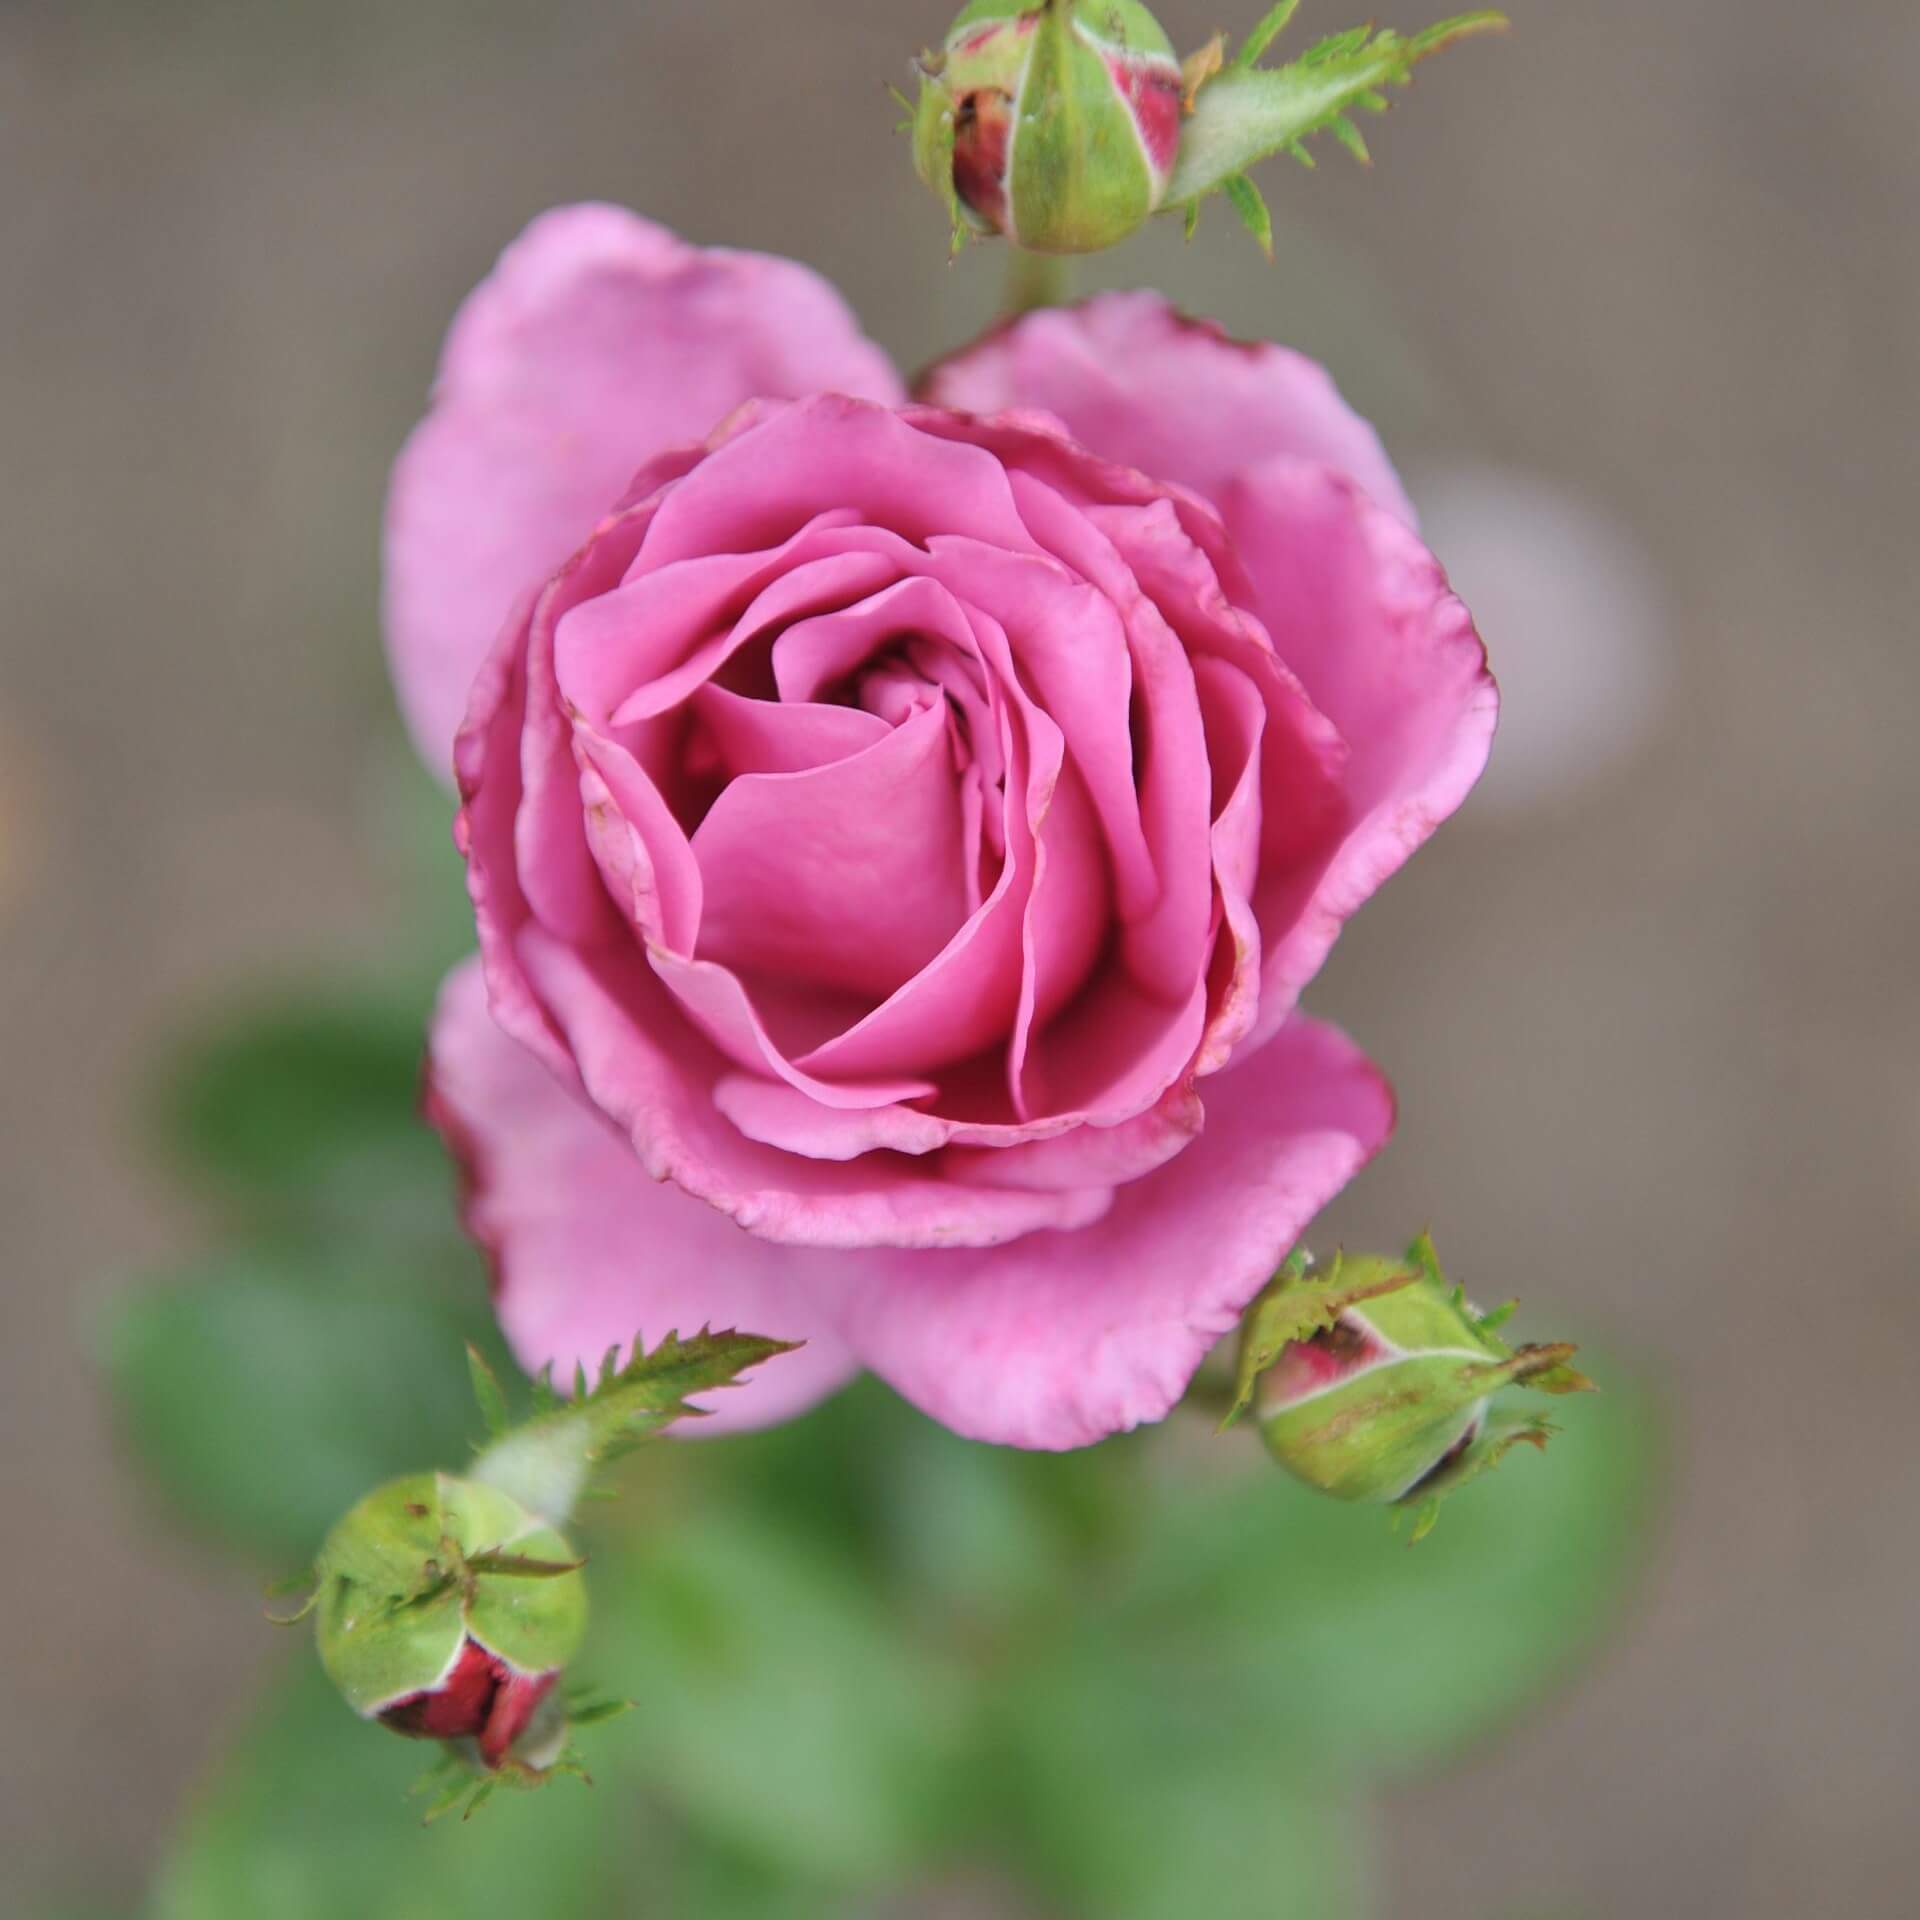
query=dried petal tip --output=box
[308,1472,588,1775]
[910,0,1183,254]
[1239,1236,1594,1536]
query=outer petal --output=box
[426,957,859,1433]
[1220,462,1499,1044]
[815,1016,1396,1450]
[385,204,904,774]
[923,308,1495,1050]
[919,290,1415,527]
[430,954,1389,1449]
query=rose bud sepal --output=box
[310,1470,588,1774]
[1168,6,1508,255]
[1239,1237,1594,1535]
[910,0,1184,255]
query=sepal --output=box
[468,1327,801,1528]
[1168,6,1507,232]
[1223,1248,1422,1428]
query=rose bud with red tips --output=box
[309,1471,587,1773]
[1235,1239,1597,1538]
[911,0,1183,253]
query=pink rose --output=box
[389,205,1495,1450]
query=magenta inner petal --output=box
[1190,654,1268,1071]
[692,702,972,1002]
[1009,743,1112,1121]
[634,398,1045,572]
[924,523,1157,924]
[797,696,1032,1084]
[651,942,938,1109]
[769,575,981,704]
[1019,966,1210,1128]
[572,725,704,957]
[690,682,890,777]
[603,547,904,727]
[712,1073,956,1162]
[514,546,641,950]
[554,508,866,723]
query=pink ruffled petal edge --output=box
[427,960,1391,1450]
[814,1014,1397,1449]
[1222,460,1499,1049]
[426,956,861,1433]
[918,289,1416,529]
[385,204,904,778]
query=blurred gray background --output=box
[3,0,1915,1912]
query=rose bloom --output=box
[390,205,1495,1450]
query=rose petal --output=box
[426,957,861,1433]
[386,205,903,774]
[692,684,890,778]
[634,396,1042,574]
[1219,461,1498,1046]
[517,932,1115,1249]
[814,1016,1396,1449]
[919,289,1414,527]
[1189,653,1267,1072]
[554,510,873,726]
[918,527,1156,924]
[693,701,973,1002]
[431,957,1389,1448]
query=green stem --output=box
[1003,247,1071,317]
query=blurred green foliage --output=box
[106,1249,501,1563]
[95,785,1655,1920]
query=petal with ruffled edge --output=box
[919,290,1414,527]
[426,957,860,1433]
[923,302,1495,1048]
[1218,462,1498,1049]
[815,1015,1396,1450]
[430,955,1389,1447]
[386,204,904,775]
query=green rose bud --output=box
[310,1471,588,1773]
[912,0,1184,254]
[1238,1239,1595,1537]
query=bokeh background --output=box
[3,0,1915,1914]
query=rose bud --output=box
[911,0,1183,253]
[1247,1239,1595,1532]
[310,1471,588,1773]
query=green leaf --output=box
[665,1834,862,1920]
[996,1659,1364,1920]
[1166,11,1507,205]
[148,994,455,1249]
[149,1655,622,1920]
[103,1252,499,1562]
[593,1512,968,1888]
[1089,1363,1657,1781]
